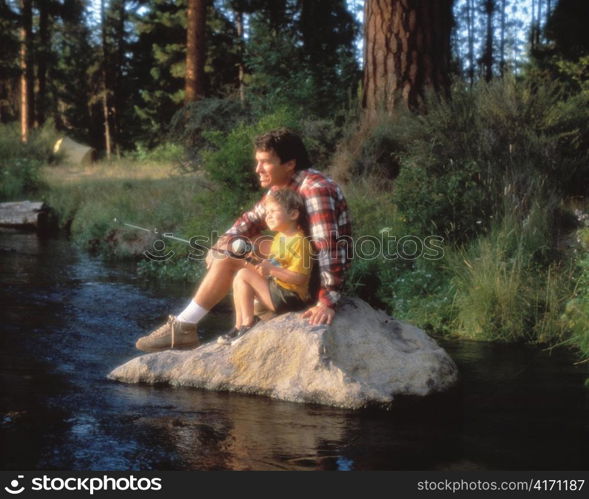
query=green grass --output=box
[40,159,241,281]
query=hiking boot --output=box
[136,315,199,352]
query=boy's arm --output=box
[257,260,307,286]
[257,236,311,286]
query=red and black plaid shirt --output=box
[225,169,352,308]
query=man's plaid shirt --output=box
[225,169,351,309]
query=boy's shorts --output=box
[268,278,307,314]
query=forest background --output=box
[1,0,589,365]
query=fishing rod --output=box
[112,218,256,262]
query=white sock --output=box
[177,300,208,324]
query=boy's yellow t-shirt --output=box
[268,230,313,301]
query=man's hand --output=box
[302,303,335,325]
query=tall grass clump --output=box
[449,196,571,343]
[0,122,59,200]
[560,227,589,359]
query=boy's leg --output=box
[232,275,243,328]
[233,267,275,327]
[193,234,273,310]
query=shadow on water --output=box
[0,231,587,470]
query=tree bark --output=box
[536,0,543,46]
[467,0,475,85]
[112,0,126,157]
[185,0,207,102]
[235,9,245,104]
[19,0,32,143]
[499,0,506,75]
[35,0,50,126]
[101,0,112,159]
[362,0,454,114]
[531,0,537,50]
[483,0,495,82]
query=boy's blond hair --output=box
[265,189,306,227]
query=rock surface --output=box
[108,297,459,409]
[0,201,48,229]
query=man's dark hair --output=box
[254,128,311,171]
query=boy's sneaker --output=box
[217,327,240,345]
[217,324,253,346]
[229,326,252,346]
[136,315,199,352]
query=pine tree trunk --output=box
[185,0,207,102]
[362,0,453,114]
[235,9,245,104]
[531,0,536,51]
[19,0,32,143]
[499,0,506,75]
[101,0,112,159]
[113,0,126,158]
[35,0,49,126]
[483,0,495,82]
[467,0,475,85]
[537,0,543,46]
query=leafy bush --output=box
[337,78,589,245]
[168,98,250,158]
[0,157,43,200]
[342,177,455,329]
[130,142,186,164]
[0,122,59,200]
[199,106,302,202]
[137,257,205,284]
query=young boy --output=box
[217,189,313,345]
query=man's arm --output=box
[301,184,350,324]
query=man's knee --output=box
[209,252,244,272]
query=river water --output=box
[1,231,587,471]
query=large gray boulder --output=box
[108,297,458,409]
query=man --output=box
[135,128,351,352]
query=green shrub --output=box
[130,142,186,164]
[337,78,589,245]
[199,107,302,201]
[168,98,250,157]
[342,177,455,330]
[137,257,205,284]
[0,121,59,200]
[0,157,43,200]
